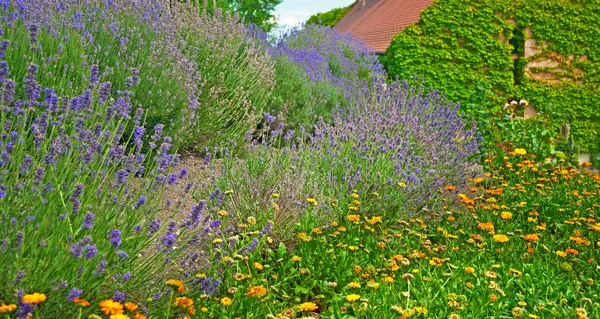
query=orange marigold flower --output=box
[489,294,498,302]
[478,222,495,232]
[368,216,383,225]
[133,312,148,319]
[347,282,361,289]
[100,299,124,315]
[299,302,318,311]
[246,286,268,298]
[166,279,185,293]
[0,303,17,313]
[347,214,360,223]
[445,185,456,191]
[524,234,539,242]
[22,293,47,304]
[124,302,138,312]
[565,248,579,255]
[74,298,91,307]
[174,297,194,309]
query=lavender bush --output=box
[2,0,274,151]
[267,23,384,128]
[0,1,276,317]
[200,79,479,241]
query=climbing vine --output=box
[384,0,600,155]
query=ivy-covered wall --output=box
[384,0,600,154]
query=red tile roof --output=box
[335,0,433,53]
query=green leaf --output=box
[295,286,309,295]
[277,242,287,259]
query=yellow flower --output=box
[299,302,318,311]
[22,293,47,304]
[0,303,17,314]
[100,299,124,315]
[306,198,317,205]
[220,297,232,306]
[493,234,509,243]
[414,306,428,314]
[509,268,523,276]
[398,182,407,188]
[464,267,475,274]
[346,294,361,302]
[292,255,302,262]
[368,216,383,225]
[555,250,567,257]
[382,276,395,283]
[253,262,264,270]
[500,212,512,220]
[272,193,279,198]
[109,315,130,319]
[347,282,361,289]
[349,245,359,251]
[514,148,527,155]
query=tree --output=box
[223,0,282,32]
[306,1,356,28]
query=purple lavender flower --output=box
[13,270,25,285]
[69,243,83,259]
[115,169,129,184]
[82,212,94,230]
[84,244,98,259]
[116,250,129,260]
[113,291,127,302]
[90,65,99,83]
[109,229,122,249]
[15,232,23,248]
[134,195,147,209]
[94,259,107,277]
[147,218,161,236]
[67,288,82,301]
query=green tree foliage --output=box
[182,0,282,32]
[306,1,356,27]
[384,0,600,154]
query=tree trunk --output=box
[213,0,216,13]
[203,0,207,14]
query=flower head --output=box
[300,302,318,311]
[493,234,509,243]
[246,286,268,299]
[220,297,232,306]
[100,299,124,315]
[0,303,17,313]
[74,298,90,307]
[22,293,47,304]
